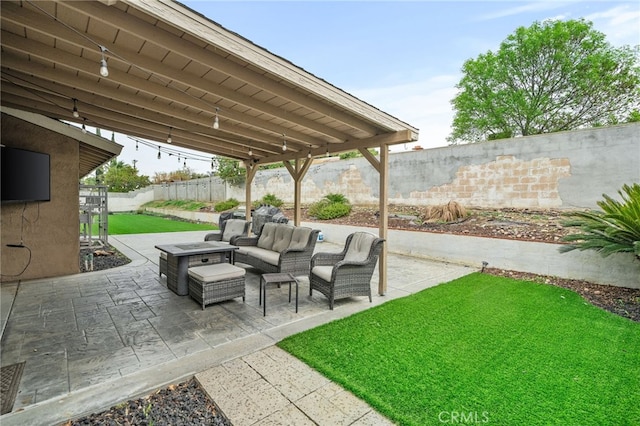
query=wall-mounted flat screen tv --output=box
[1,146,51,203]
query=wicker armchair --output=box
[204,219,250,243]
[309,232,385,310]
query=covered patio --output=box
[1,0,418,293]
[0,230,471,425]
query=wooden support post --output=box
[284,158,312,226]
[244,161,258,225]
[359,146,388,295]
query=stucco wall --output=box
[1,114,80,282]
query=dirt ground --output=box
[284,205,572,243]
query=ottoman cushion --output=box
[188,263,245,282]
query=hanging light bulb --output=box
[326,146,329,157]
[282,133,287,151]
[307,145,312,159]
[111,131,116,142]
[213,107,220,129]
[81,119,87,134]
[99,46,109,77]
[72,99,79,118]
[183,159,187,168]
[178,155,181,163]
[135,140,139,151]
[211,157,215,169]
[167,127,172,144]
[248,145,253,157]
[157,146,161,159]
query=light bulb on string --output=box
[282,133,287,151]
[157,146,161,159]
[213,107,220,129]
[211,157,215,170]
[99,46,109,77]
[72,99,79,118]
[167,127,172,144]
[81,119,87,134]
[135,140,139,151]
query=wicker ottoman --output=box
[187,263,246,309]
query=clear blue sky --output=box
[113,0,639,177]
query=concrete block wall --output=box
[110,123,639,212]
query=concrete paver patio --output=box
[0,230,473,425]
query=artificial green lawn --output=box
[278,273,640,425]
[87,213,216,235]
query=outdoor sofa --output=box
[230,222,320,276]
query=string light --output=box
[72,98,79,118]
[99,46,109,77]
[213,107,220,129]
[211,157,215,169]
[326,146,329,157]
[111,131,116,142]
[183,159,187,168]
[135,140,139,151]
[282,133,287,151]
[157,146,161,159]
[307,144,312,159]
[178,154,181,163]
[81,119,87,134]
[248,144,253,157]
[167,127,172,144]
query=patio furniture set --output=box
[156,218,385,314]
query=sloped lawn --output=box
[278,273,640,425]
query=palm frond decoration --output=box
[560,183,640,260]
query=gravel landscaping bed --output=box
[64,378,230,426]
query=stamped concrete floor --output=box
[0,230,473,426]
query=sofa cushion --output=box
[222,219,246,242]
[188,263,245,282]
[271,225,294,252]
[344,232,376,263]
[250,249,281,266]
[257,222,277,250]
[288,227,312,251]
[311,265,333,282]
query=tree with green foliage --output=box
[448,19,640,144]
[102,159,151,192]
[214,157,246,186]
[560,183,640,261]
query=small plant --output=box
[260,193,284,207]
[421,201,468,223]
[308,193,351,220]
[560,183,640,260]
[214,198,240,212]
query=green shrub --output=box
[560,183,640,260]
[325,193,350,204]
[307,199,331,218]
[315,202,352,220]
[260,193,283,207]
[308,193,351,220]
[214,198,240,212]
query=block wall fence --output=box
[109,123,639,212]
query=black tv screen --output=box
[1,146,51,203]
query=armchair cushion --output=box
[222,219,248,242]
[344,232,377,262]
[311,265,333,282]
